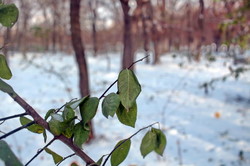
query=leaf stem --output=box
[56,153,76,166]
[99,55,149,100]
[0,121,35,140]
[25,137,56,166]
[102,122,158,166]
[0,112,27,122]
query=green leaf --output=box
[62,105,75,122]
[43,130,47,143]
[44,148,63,164]
[102,93,120,118]
[67,96,88,109]
[111,139,131,166]
[0,140,23,166]
[116,102,137,128]
[140,130,157,158]
[0,54,12,80]
[0,78,15,95]
[19,117,44,134]
[0,4,19,27]
[44,109,55,121]
[62,121,74,138]
[80,97,99,124]
[73,122,89,147]
[48,114,65,136]
[152,128,167,156]
[118,69,141,110]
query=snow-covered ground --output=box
[0,52,250,166]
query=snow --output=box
[0,52,250,166]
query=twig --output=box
[199,66,250,94]
[102,122,158,166]
[0,121,35,140]
[56,98,77,113]
[0,112,27,121]
[25,137,56,166]
[56,153,76,166]
[23,58,73,99]
[127,55,149,69]
[99,55,149,99]
[177,140,183,166]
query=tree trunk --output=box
[141,0,152,64]
[88,0,98,57]
[120,0,135,70]
[196,0,205,61]
[3,28,10,60]
[70,0,94,141]
[52,1,58,53]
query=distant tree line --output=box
[0,0,249,63]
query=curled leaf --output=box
[44,148,63,164]
[0,54,12,80]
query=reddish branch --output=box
[7,92,96,165]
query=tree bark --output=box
[88,0,98,57]
[3,28,10,60]
[120,0,135,70]
[70,0,94,141]
[196,0,205,61]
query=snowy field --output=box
[0,52,250,166]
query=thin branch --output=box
[0,121,35,140]
[99,55,149,99]
[199,67,250,94]
[102,122,158,166]
[0,112,27,122]
[127,55,149,69]
[0,130,6,134]
[99,80,117,100]
[56,98,77,113]
[56,153,76,166]
[25,137,56,166]
[1,84,96,165]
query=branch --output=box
[4,89,96,165]
[0,112,27,122]
[99,55,149,99]
[199,66,250,94]
[0,121,35,140]
[102,122,159,166]
[25,137,56,166]
[127,55,149,69]
[56,153,75,166]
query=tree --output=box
[120,0,135,70]
[69,0,94,141]
[88,0,98,57]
